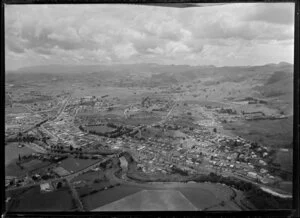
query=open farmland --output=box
[6,159,52,177]
[81,184,143,210]
[93,190,198,211]
[5,105,31,114]
[6,185,76,211]
[5,143,36,166]
[59,157,100,172]
[85,126,115,134]
[274,149,293,173]
[222,116,293,148]
[82,181,241,211]
[71,170,105,183]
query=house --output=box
[247,172,257,179]
[5,176,16,187]
[259,160,267,166]
[259,177,275,185]
[40,182,53,192]
[260,168,268,174]
[263,152,268,157]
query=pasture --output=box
[6,185,75,211]
[5,143,36,166]
[59,157,100,172]
[222,116,293,148]
[93,190,198,211]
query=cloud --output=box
[5,3,294,70]
[114,43,138,59]
[241,3,294,25]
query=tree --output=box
[56,182,62,189]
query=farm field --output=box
[6,185,75,212]
[274,149,293,173]
[59,157,100,172]
[71,170,105,183]
[82,182,238,211]
[93,190,198,211]
[76,181,112,196]
[85,126,115,134]
[5,143,36,166]
[278,181,293,193]
[178,187,225,209]
[5,105,31,114]
[6,159,52,177]
[222,116,293,148]
[81,184,143,210]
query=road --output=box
[17,95,72,136]
[24,142,47,153]
[66,179,85,211]
[40,126,59,140]
[52,95,72,121]
[35,95,73,142]
[73,106,80,123]
[206,100,246,106]
[22,118,49,134]
[221,170,292,197]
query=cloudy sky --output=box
[5,3,294,70]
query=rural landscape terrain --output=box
[5,62,293,211]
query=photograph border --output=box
[1,0,299,217]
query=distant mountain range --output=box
[6,62,293,109]
[6,62,293,75]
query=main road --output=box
[18,95,72,135]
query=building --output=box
[40,182,54,192]
[247,172,258,179]
[260,168,268,174]
[119,156,128,172]
[259,160,267,166]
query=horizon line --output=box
[6,61,293,72]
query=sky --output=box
[5,3,294,70]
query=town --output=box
[5,75,293,211]
[4,3,294,211]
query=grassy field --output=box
[81,184,143,210]
[93,190,198,211]
[85,126,114,134]
[274,149,293,173]
[222,116,293,147]
[6,185,75,212]
[81,181,237,211]
[5,143,36,166]
[71,170,105,183]
[178,184,233,210]
[59,157,100,172]
[185,100,228,108]
[278,181,293,193]
[6,159,52,177]
[5,105,31,114]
